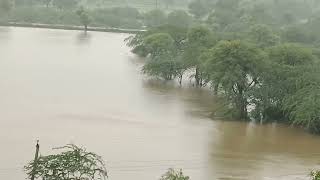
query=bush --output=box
[311,170,320,180]
[24,144,108,180]
[160,168,190,180]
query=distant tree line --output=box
[0,0,193,30]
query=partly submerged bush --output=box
[160,168,190,180]
[311,170,320,180]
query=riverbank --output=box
[0,22,146,34]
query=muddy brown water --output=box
[0,27,319,180]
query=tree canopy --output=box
[24,144,108,180]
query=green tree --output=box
[253,44,315,122]
[142,53,181,81]
[268,43,314,66]
[144,33,175,58]
[24,144,108,180]
[141,33,184,81]
[167,10,191,29]
[125,25,188,57]
[284,79,320,133]
[281,26,315,44]
[204,40,264,120]
[183,26,215,87]
[76,6,91,32]
[160,168,190,180]
[249,24,280,48]
[126,26,188,84]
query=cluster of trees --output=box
[127,0,320,134]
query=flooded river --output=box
[0,27,319,180]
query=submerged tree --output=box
[183,26,215,87]
[252,43,316,123]
[160,168,190,180]
[141,33,186,82]
[204,40,264,120]
[76,6,91,32]
[25,144,108,180]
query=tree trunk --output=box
[236,86,248,120]
[195,67,200,87]
[213,83,219,95]
[178,74,183,86]
[238,99,248,120]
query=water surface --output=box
[0,27,319,180]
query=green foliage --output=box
[142,54,182,81]
[284,82,320,133]
[160,168,190,180]
[90,7,143,29]
[9,7,79,24]
[311,170,320,180]
[144,33,175,57]
[167,10,191,28]
[268,44,314,66]
[24,144,108,180]
[282,26,316,44]
[125,25,188,57]
[184,26,215,86]
[76,6,91,30]
[253,44,316,122]
[249,24,279,48]
[281,64,320,133]
[110,6,141,20]
[141,33,186,81]
[204,40,264,119]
